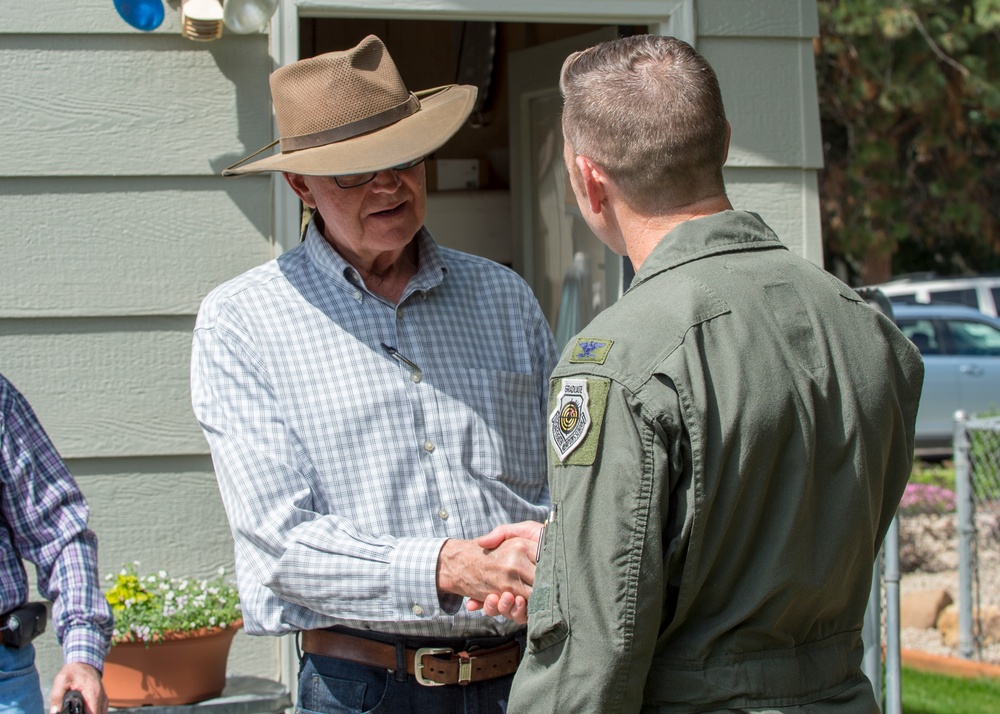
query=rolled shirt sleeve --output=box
[0,377,113,671]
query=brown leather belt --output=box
[300,629,521,687]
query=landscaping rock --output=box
[938,604,1000,647]
[901,588,953,629]
[898,513,957,572]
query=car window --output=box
[943,319,1000,356]
[888,292,919,304]
[928,288,979,310]
[991,287,1000,312]
[896,318,942,355]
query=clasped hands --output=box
[436,521,543,625]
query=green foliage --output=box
[105,562,241,645]
[900,665,1000,714]
[911,459,956,489]
[817,0,1000,282]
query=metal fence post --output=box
[883,514,902,714]
[862,554,882,708]
[954,410,975,659]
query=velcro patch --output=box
[548,377,610,466]
[568,338,613,365]
[528,585,550,615]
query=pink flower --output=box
[900,483,956,515]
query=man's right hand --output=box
[437,521,543,625]
[49,663,106,714]
[473,521,544,551]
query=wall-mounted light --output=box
[181,0,224,41]
[113,0,278,38]
[113,0,166,31]
[223,0,279,34]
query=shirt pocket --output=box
[458,368,546,488]
[525,503,569,653]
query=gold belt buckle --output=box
[414,647,452,686]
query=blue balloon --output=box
[113,0,166,32]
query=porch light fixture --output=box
[223,0,279,34]
[181,0,224,41]
[113,0,276,38]
[113,0,165,31]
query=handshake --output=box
[437,520,546,626]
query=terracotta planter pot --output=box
[103,620,242,707]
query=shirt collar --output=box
[630,210,787,290]
[302,217,449,299]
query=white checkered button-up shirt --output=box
[192,222,557,638]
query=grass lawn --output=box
[900,666,1000,713]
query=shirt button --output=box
[353,290,362,300]
[424,441,435,453]
[412,604,424,616]
[397,309,404,320]
[411,372,422,383]
[438,508,449,520]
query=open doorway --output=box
[298,19,646,344]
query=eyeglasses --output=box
[333,156,427,189]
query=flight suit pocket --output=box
[526,503,569,653]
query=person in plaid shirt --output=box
[0,373,113,714]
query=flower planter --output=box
[102,621,242,707]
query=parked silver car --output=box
[892,303,1000,456]
[870,274,1000,317]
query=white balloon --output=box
[223,0,279,34]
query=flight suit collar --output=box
[629,210,787,291]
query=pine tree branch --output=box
[908,7,970,77]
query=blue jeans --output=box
[296,632,521,714]
[0,644,44,714]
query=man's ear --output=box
[574,155,608,214]
[283,172,317,208]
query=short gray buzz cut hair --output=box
[560,34,729,213]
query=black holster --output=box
[2,602,48,648]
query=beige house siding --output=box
[1,0,280,685]
[699,0,825,263]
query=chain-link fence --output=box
[864,412,1000,712]
[954,412,1000,659]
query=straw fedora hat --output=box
[224,35,477,177]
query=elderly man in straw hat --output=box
[191,35,556,713]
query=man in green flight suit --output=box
[477,34,924,712]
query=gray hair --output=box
[560,34,729,213]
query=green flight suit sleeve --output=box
[509,376,669,714]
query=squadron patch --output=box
[549,378,592,461]
[568,338,614,365]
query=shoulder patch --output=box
[548,377,610,466]
[568,337,614,365]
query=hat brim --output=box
[224,85,477,177]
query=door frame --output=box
[268,0,695,254]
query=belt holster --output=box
[2,602,48,648]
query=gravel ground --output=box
[897,511,1000,664]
